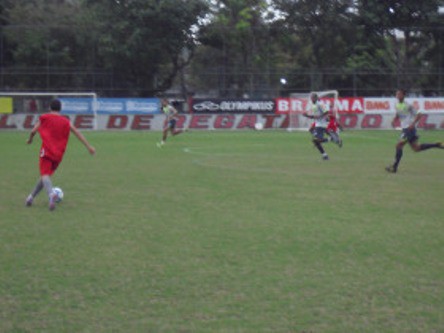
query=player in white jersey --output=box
[303,93,330,160]
[385,89,443,173]
[157,98,186,147]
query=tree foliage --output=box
[1,0,209,95]
[0,0,442,96]
[85,0,208,95]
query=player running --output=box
[326,107,343,147]
[157,98,186,147]
[385,89,443,173]
[303,93,330,160]
[25,99,95,210]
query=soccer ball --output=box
[254,122,264,131]
[52,187,64,203]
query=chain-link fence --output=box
[0,66,443,98]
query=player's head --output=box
[310,93,318,103]
[49,99,62,112]
[396,89,406,101]
[161,98,169,107]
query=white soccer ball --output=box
[52,187,64,203]
[254,122,264,131]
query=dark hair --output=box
[397,89,406,95]
[50,99,62,111]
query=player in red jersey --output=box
[25,99,95,210]
[326,108,343,147]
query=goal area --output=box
[0,92,98,129]
[287,90,339,131]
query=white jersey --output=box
[310,102,328,128]
[162,104,177,121]
[395,101,419,129]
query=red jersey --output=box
[327,111,338,132]
[38,113,71,161]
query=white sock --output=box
[42,176,53,199]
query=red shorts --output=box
[39,156,61,176]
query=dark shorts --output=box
[312,127,327,141]
[400,128,419,144]
[168,119,177,129]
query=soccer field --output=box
[1,130,443,332]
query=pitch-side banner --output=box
[59,98,160,114]
[276,97,444,114]
[191,99,275,113]
[2,113,444,130]
[276,97,365,114]
[364,97,444,114]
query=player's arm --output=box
[391,114,399,128]
[70,123,96,155]
[409,112,422,129]
[27,120,41,144]
[312,109,328,120]
[170,105,178,119]
[320,109,329,120]
[408,106,422,129]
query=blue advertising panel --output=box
[60,98,160,114]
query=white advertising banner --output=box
[2,113,444,131]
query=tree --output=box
[352,0,443,94]
[85,0,209,96]
[269,0,357,92]
[192,0,278,97]
[2,1,86,89]
[2,0,209,95]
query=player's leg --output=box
[393,141,406,170]
[39,157,59,210]
[25,179,44,206]
[386,128,419,173]
[337,131,343,147]
[386,140,406,173]
[41,175,57,211]
[399,127,442,152]
[309,123,315,134]
[312,127,329,160]
[170,119,184,136]
[26,157,53,206]
[412,142,444,151]
[327,128,342,147]
[313,140,328,160]
[41,175,53,197]
[157,125,169,147]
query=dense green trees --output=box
[0,0,442,96]
[1,0,209,95]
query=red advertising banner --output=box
[276,97,365,114]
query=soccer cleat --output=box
[322,155,329,161]
[49,193,57,211]
[25,195,33,207]
[385,165,397,173]
[438,142,444,149]
[156,141,164,148]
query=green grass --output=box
[1,129,443,332]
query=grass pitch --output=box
[1,129,443,332]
